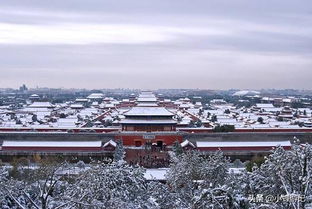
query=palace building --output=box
[120,92,177,132]
[120,106,177,132]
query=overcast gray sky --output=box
[0,0,311,89]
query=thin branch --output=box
[22,190,40,209]
[4,187,27,209]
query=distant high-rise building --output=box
[19,84,28,92]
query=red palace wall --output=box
[178,128,312,133]
[122,125,176,132]
[115,134,183,146]
[234,128,312,133]
[0,127,311,134]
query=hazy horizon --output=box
[0,0,311,89]
[2,86,312,92]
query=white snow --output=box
[255,103,274,108]
[120,119,176,124]
[137,97,157,102]
[233,90,260,96]
[29,102,54,108]
[103,140,117,147]
[2,140,102,147]
[124,107,174,116]
[70,104,84,109]
[196,141,291,148]
[144,168,168,180]
[87,93,104,99]
[181,140,195,148]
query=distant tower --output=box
[19,84,28,92]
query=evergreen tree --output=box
[31,114,37,122]
[166,150,247,208]
[211,114,218,122]
[0,165,9,208]
[198,108,204,116]
[114,140,125,163]
[195,120,202,127]
[224,109,231,114]
[257,117,264,124]
[104,119,113,127]
[71,162,159,209]
[189,120,196,127]
[3,142,312,208]
[247,144,312,209]
[172,140,184,157]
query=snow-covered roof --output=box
[124,107,174,117]
[22,108,52,113]
[179,104,190,108]
[249,124,271,129]
[2,141,102,147]
[120,119,177,124]
[29,94,39,98]
[233,90,260,96]
[255,103,274,108]
[210,99,227,104]
[87,93,104,99]
[57,118,78,127]
[196,141,291,148]
[137,103,159,107]
[103,140,117,147]
[101,103,115,108]
[181,140,195,148]
[262,107,282,112]
[75,98,89,102]
[70,104,84,109]
[103,97,112,101]
[282,98,293,103]
[29,102,54,108]
[137,97,157,102]
[261,97,274,101]
[139,91,155,97]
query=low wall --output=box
[0,131,311,144]
[183,132,312,143]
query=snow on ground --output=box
[144,168,168,180]
[144,167,245,180]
